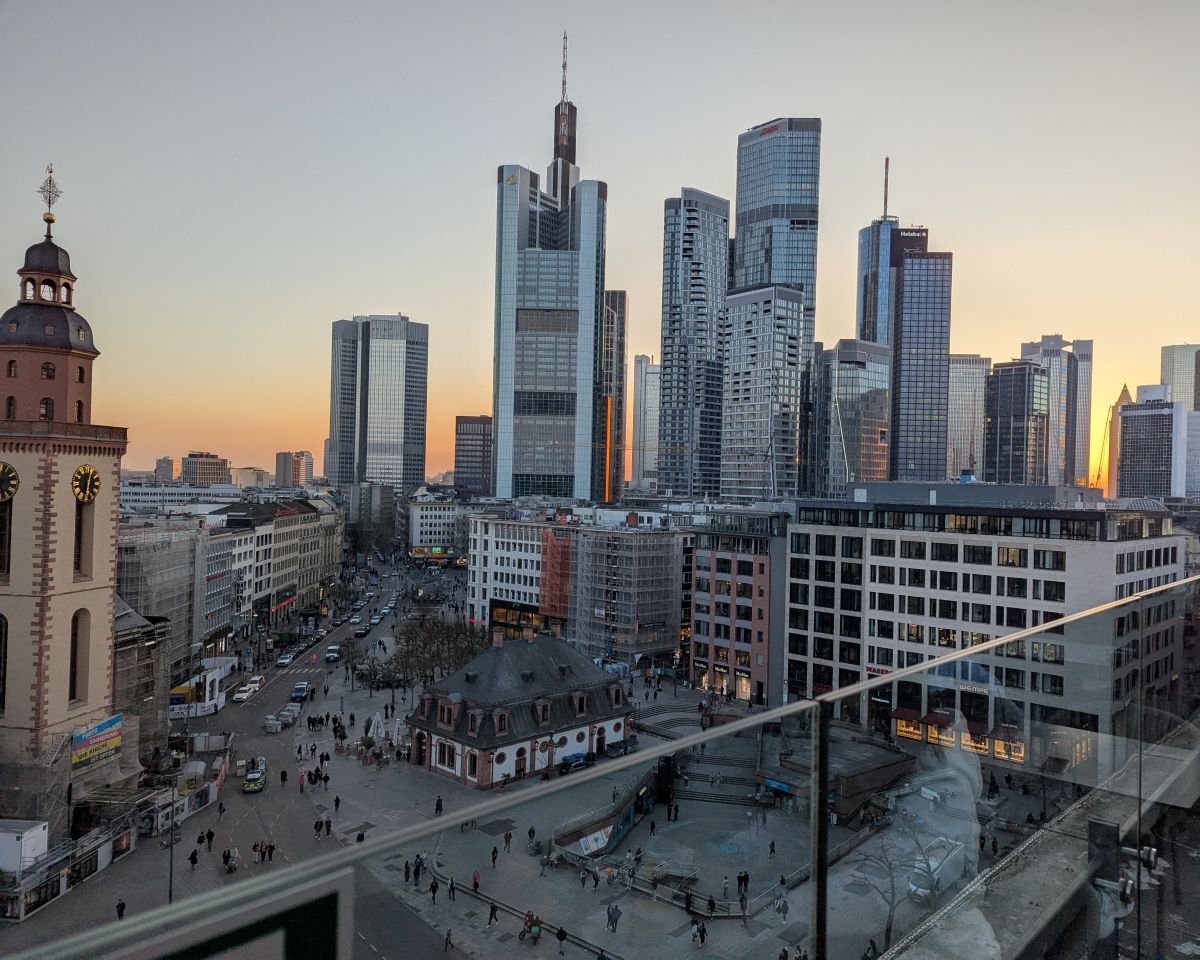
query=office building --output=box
[732,118,821,308]
[887,229,953,482]
[154,456,175,481]
[180,451,230,486]
[1020,335,1091,485]
[947,354,990,478]
[984,360,1050,485]
[815,339,891,499]
[327,314,428,496]
[232,466,270,488]
[454,415,493,498]
[1161,344,1200,412]
[1117,385,1187,498]
[601,291,626,504]
[856,160,899,346]
[720,285,815,501]
[657,188,730,499]
[1106,384,1132,498]
[275,451,294,487]
[630,354,661,491]
[293,451,313,485]
[782,483,1183,779]
[0,190,132,836]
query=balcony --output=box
[16,575,1200,960]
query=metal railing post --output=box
[810,700,832,958]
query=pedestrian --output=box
[205,828,214,852]
[744,870,751,892]
[580,869,588,889]
[769,839,776,857]
[314,819,323,839]
[325,817,332,837]
[116,898,126,920]
[443,929,453,953]
[491,845,499,867]
[472,868,481,892]
[188,848,199,871]
[448,878,456,901]
[504,830,512,852]
[698,921,708,946]
[593,870,600,890]
[267,842,275,863]
[322,773,329,791]
[218,802,226,822]
[260,841,268,864]
[528,826,536,846]
[722,876,729,899]
[405,860,412,883]
[356,831,365,843]
[197,831,205,848]
[610,903,622,931]
[991,836,999,856]
[556,926,568,955]
[650,820,656,838]
[691,917,700,942]
[487,902,498,925]
[334,795,341,814]
[673,803,680,822]
[435,795,443,816]
[739,893,748,919]
[222,849,231,869]
[707,894,716,918]
[430,878,439,903]
[778,897,789,920]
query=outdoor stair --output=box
[671,787,758,806]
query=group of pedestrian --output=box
[604,902,623,932]
[249,840,276,864]
[664,802,681,822]
[734,869,751,895]
[313,817,333,839]
[304,767,330,790]
[689,916,709,946]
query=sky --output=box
[1,0,1197,481]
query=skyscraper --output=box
[1105,384,1132,498]
[1161,344,1200,413]
[887,229,953,482]
[984,359,1050,485]
[720,285,814,500]
[1117,385,1187,498]
[815,339,891,499]
[1020,335,1091,485]
[631,354,661,491]
[275,451,294,487]
[154,456,175,481]
[294,451,313,485]
[733,119,821,309]
[327,314,428,496]
[454,415,493,498]
[492,43,612,501]
[947,354,990,478]
[180,451,230,485]
[856,159,899,346]
[601,291,626,504]
[657,188,730,499]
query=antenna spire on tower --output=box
[561,31,568,103]
[883,156,890,219]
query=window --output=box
[938,571,958,591]
[4,360,14,378]
[1043,580,1065,602]
[841,536,863,559]
[40,281,55,301]
[1034,550,1066,571]
[575,694,586,714]
[737,560,753,577]
[899,541,925,560]
[931,543,959,563]
[468,713,478,734]
[0,614,6,714]
[39,398,53,421]
[69,610,90,703]
[0,499,10,579]
[870,538,895,557]
[40,362,55,380]
[76,366,85,384]
[74,400,84,423]
[997,547,1027,568]
[815,535,836,556]
[467,752,477,778]
[965,545,992,565]
[970,574,991,594]
[3,397,12,419]
[539,703,549,723]
[496,713,508,734]
[74,499,94,576]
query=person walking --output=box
[556,926,568,955]
[722,876,729,899]
[280,768,288,786]
[188,848,199,871]
[222,849,231,869]
[684,890,693,914]
[205,828,214,853]
[116,898,126,920]
[707,894,716,918]
[491,845,499,867]
[267,842,275,863]
[769,839,776,857]
[487,902,499,925]
[472,868,481,893]
[429,878,439,903]
[448,878,456,901]
[697,921,708,947]
[322,773,329,791]
[443,929,453,953]
[325,817,332,838]
[217,802,226,822]
[528,826,536,847]
[414,860,422,887]
[779,897,789,921]
[592,870,600,890]
[580,869,588,889]
[334,795,341,814]
[691,918,700,942]
[314,819,322,840]
[991,836,999,856]
[609,903,622,932]
[435,795,443,816]
[404,860,411,884]
[504,830,512,852]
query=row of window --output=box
[794,532,1070,570]
[5,360,87,383]
[4,397,85,422]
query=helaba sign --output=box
[758,124,780,136]
[898,230,926,238]
[71,713,123,768]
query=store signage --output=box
[72,714,122,768]
[758,124,780,136]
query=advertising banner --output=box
[71,714,123,769]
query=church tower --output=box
[0,169,129,837]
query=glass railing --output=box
[6,575,1200,960]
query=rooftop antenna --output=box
[561,31,568,103]
[883,156,890,219]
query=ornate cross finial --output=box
[38,164,62,217]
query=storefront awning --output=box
[989,725,1023,742]
[890,707,921,722]
[921,711,954,728]
[966,721,989,737]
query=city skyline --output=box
[1,3,1196,479]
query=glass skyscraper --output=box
[1117,385,1187,498]
[815,339,891,499]
[327,314,428,495]
[1020,334,1091,485]
[720,285,814,501]
[492,78,618,501]
[856,215,899,345]
[657,188,729,498]
[630,354,661,491]
[947,354,991,478]
[888,229,953,481]
[601,291,627,503]
[984,359,1050,485]
[1161,344,1200,412]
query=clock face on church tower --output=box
[71,463,101,503]
[0,462,18,501]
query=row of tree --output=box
[343,617,491,705]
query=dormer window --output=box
[574,693,586,715]
[534,699,550,724]
[437,702,450,724]
[468,713,479,735]
[496,712,508,735]
[614,687,623,706]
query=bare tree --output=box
[852,838,908,951]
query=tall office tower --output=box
[947,354,990,478]
[856,159,900,345]
[887,229,953,481]
[275,451,294,487]
[322,438,332,480]
[180,451,231,485]
[984,360,1050,485]
[327,314,428,495]
[1020,335,1092,485]
[814,339,891,499]
[601,291,626,503]
[630,354,661,490]
[1106,384,1132,497]
[294,451,314,485]
[1161,344,1200,412]
[1117,385,1187,498]
[154,456,175,481]
[720,285,815,501]
[492,43,610,501]
[454,415,493,497]
[657,188,730,498]
[733,119,821,306]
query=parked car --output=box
[317,628,329,639]
[247,675,266,691]
[325,645,341,663]
[332,617,345,627]
[369,616,382,626]
[349,615,363,625]
[604,737,639,759]
[557,752,596,775]
[276,653,295,667]
[354,627,369,640]
[231,685,254,703]
[291,681,310,702]
[243,755,268,793]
